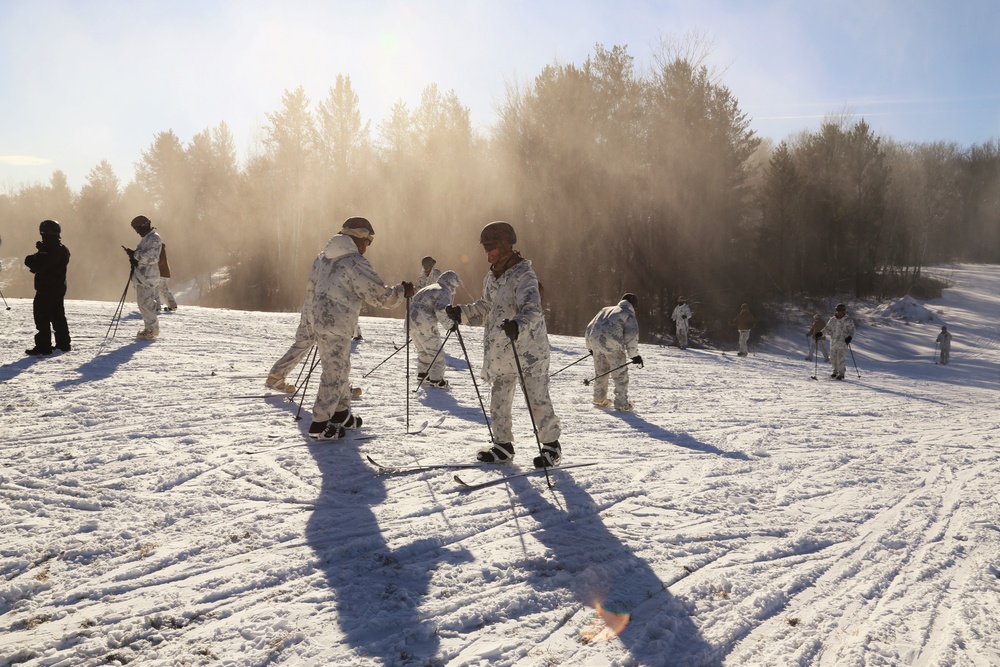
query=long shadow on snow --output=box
[613,412,751,460]
[305,437,457,665]
[504,472,720,665]
[53,340,152,388]
[0,354,49,382]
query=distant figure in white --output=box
[935,325,952,365]
[123,215,162,340]
[408,270,461,388]
[585,293,642,412]
[806,313,830,362]
[731,303,756,357]
[825,303,856,380]
[416,256,442,290]
[671,296,692,349]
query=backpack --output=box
[158,244,171,279]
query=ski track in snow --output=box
[1,263,998,666]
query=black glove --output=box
[500,319,519,340]
[36,241,44,250]
[814,332,822,340]
[845,335,852,344]
[402,281,415,299]
[631,355,643,368]
[682,315,688,320]
[445,305,462,324]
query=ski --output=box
[454,461,598,490]
[245,434,375,455]
[407,414,446,435]
[233,392,297,400]
[366,455,494,474]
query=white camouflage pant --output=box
[738,329,751,355]
[831,343,848,376]
[270,312,315,380]
[808,336,830,361]
[135,282,159,333]
[312,331,353,422]
[675,320,688,348]
[592,348,629,409]
[489,371,561,446]
[412,319,447,380]
[157,278,177,309]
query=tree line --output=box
[1,42,997,345]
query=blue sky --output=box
[2,0,998,191]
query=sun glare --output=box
[580,601,631,642]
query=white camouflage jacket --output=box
[131,230,162,287]
[458,258,549,381]
[671,303,692,324]
[824,314,856,346]
[586,300,639,357]
[305,234,404,337]
[416,268,442,290]
[409,271,459,331]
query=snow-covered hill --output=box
[1,264,998,666]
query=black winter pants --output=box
[32,290,71,351]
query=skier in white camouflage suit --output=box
[416,256,442,290]
[671,297,692,349]
[825,303,856,380]
[123,215,162,340]
[585,293,642,411]
[408,270,460,388]
[446,221,562,468]
[303,217,414,439]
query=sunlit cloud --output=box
[0,156,51,166]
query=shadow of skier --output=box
[304,437,456,665]
[504,471,721,666]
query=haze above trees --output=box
[2,42,997,343]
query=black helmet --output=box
[480,221,516,246]
[39,219,61,235]
[622,293,638,308]
[131,215,152,229]
[421,256,436,268]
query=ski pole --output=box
[550,350,593,377]
[847,342,861,378]
[290,343,316,393]
[453,322,494,443]
[413,325,455,392]
[583,359,637,386]
[103,265,134,341]
[933,341,939,364]
[505,323,551,487]
[405,296,411,433]
[361,338,411,378]
[0,287,10,311]
[294,346,321,421]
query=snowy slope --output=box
[1,264,998,667]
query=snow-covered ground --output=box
[1,264,998,667]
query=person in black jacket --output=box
[23,220,71,355]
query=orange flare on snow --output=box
[580,601,630,641]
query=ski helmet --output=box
[622,293,639,308]
[342,216,374,241]
[479,221,516,246]
[421,256,436,269]
[131,215,152,229]
[39,219,61,236]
